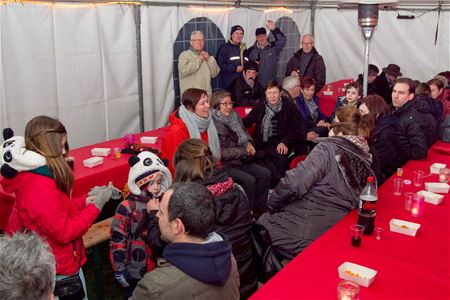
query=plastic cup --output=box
[404,192,414,211]
[113,147,121,159]
[397,168,403,177]
[411,194,424,218]
[65,156,75,170]
[337,280,360,300]
[439,168,449,183]
[350,224,364,247]
[393,178,403,196]
[374,227,384,240]
[413,170,424,187]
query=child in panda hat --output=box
[110,151,172,299]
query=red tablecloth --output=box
[317,79,353,117]
[70,127,168,197]
[251,140,450,299]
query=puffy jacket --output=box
[212,112,253,168]
[285,48,326,93]
[215,40,248,90]
[204,170,257,299]
[2,171,99,275]
[392,100,430,167]
[161,110,209,175]
[110,194,155,280]
[248,27,287,87]
[413,98,438,147]
[257,137,374,258]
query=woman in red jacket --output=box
[161,88,221,174]
[2,116,112,299]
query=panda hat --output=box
[127,151,172,196]
[1,128,47,178]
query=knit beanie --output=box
[230,25,244,36]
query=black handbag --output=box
[54,241,85,300]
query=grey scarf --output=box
[211,109,249,147]
[305,98,319,122]
[262,99,282,142]
[178,105,221,159]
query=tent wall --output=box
[0,3,448,147]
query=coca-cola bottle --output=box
[357,176,377,235]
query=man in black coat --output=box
[285,34,326,94]
[373,63,402,105]
[392,78,436,167]
[230,60,264,106]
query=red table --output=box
[69,126,167,197]
[251,141,450,299]
[317,79,353,117]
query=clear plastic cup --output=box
[413,170,424,187]
[337,280,360,300]
[374,227,384,240]
[113,147,121,159]
[350,224,364,247]
[404,192,414,211]
[393,178,403,196]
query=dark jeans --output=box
[224,162,271,210]
[123,278,139,300]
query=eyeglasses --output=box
[302,42,313,45]
[219,102,234,107]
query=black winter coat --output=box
[373,72,392,104]
[242,97,307,155]
[393,100,431,167]
[369,114,398,183]
[230,75,265,107]
[204,170,257,299]
[285,48,326,93]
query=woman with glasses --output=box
[161,88,220,174]
[210,89,271,212]
[243,80,307,187]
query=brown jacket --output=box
[131,256,240,300]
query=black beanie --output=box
[255,27,267,36]
[230,25,244,36]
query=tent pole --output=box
[134,5,145,132]
[310,0,316,35]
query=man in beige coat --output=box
[178,31,220,97]
[131,182,240,300]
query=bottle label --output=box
[358,195,377,217]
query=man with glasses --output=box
[178,31,220,97]
[285,34,326,94]
[230,60,264,107]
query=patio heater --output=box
[340,0,398,96]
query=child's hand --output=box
[146,198,160,213]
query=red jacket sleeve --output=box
[161,124,190,175]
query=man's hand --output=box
[236,65,244,73]
[317,120,331,127]
[200,51,209,60]
[291,70,299,77]
[247,143,256,156]
[266,20,276,31]
[306,131,319,141]
[276,143,288,155]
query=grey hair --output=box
[282,76,300,91]
[0,232,56,300]
[190,31,204,40]
[302,34,314,43]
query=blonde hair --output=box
[25,116,73,195]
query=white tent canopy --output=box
[0,0,448,147]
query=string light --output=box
[264,7,293,13]
[188,5,235,13]
[0,0,141,8]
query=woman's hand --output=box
[146,198,160,213]
[276,143,288,155]
[306,131,319,141]
[317,120,331,127]
[85,196,95,206]
[247,143,256,156]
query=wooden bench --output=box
[83,217,113,249]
